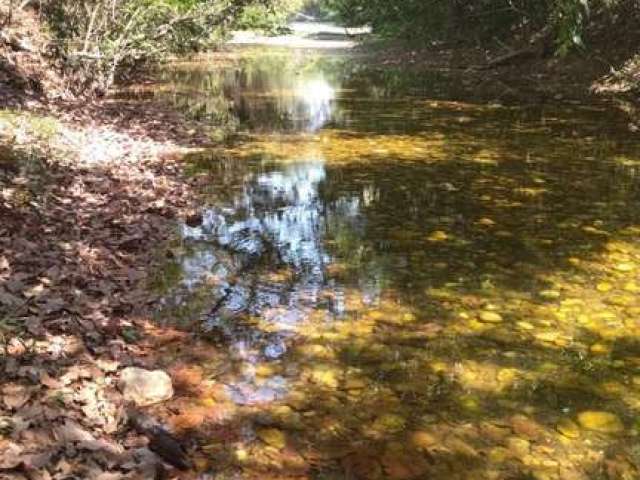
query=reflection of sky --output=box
[158,53,339,133]
[176,249,218,290]
[170,156,370,404]
[294,77,335,132]
[171,155,384,318]
[184,157,331,295]
[253,160,327,268]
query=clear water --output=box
[153,46,640,479]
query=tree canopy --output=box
[19,0,637,93]
[319,0,613,55]
[33,0,293,91]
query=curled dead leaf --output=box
[20,450,53,470]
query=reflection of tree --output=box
[159,153,374,403]
[157,67,239,132]
[159,52,347,133]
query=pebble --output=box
[506,437,530,457]
[427,230,449,242]
[309,365,339,389]
[615,263,635,272]
[516,321,535,331]
[235,448,249,462]
[409,431,437,450]
[257,428,286,449]
[539,290,561,300]
[479,311,503,323]
[511,415,543,440]
[488,447,509,463]
[497,368,517,384]
[596,282,613,292]
[590,343,611,355]
[477,217,496,226]
[344,377,367,390]
[534,331,560,343]
[577,411,624,433]
[480,423,511,442]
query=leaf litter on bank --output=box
[0,93,209,478]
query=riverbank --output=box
[1,8,237,478]
[360,39,638,105]
[352,8,639,129]
[0,105,214,477]
[225,18,639,130]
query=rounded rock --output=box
[119,367,174,407]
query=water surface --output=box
[154,45,640,479]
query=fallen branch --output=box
[485,46,539,68]
[483,25,552,69]
[0,31,35,52]
[68,51,104,58]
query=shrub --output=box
[40,0,271,92]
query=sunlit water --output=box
[152,44,640,479]
[229,21,370,49]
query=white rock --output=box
[118,368,173,407]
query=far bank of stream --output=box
[145,26,640,479]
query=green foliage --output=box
[319,0,621,55]
[40,0,273,92]
[553,0,591,55]
[234,0,305,34]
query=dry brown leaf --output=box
[5,273,31,293]
[19,427,55,446]
[21,450,54,470]
[40,297,65,315]
[0,288,22,308]
[59,365,96,385]
[54,419,97,445]
[0,441,23,470]
[39,372,62,389]
[2,383,31,410]
[95,473,123,480]
[25,317,45,336]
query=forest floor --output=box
[1,8,225,479]
[1,5,640,480]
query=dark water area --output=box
[152,45,640,479]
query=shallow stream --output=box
[152,40,640,479]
